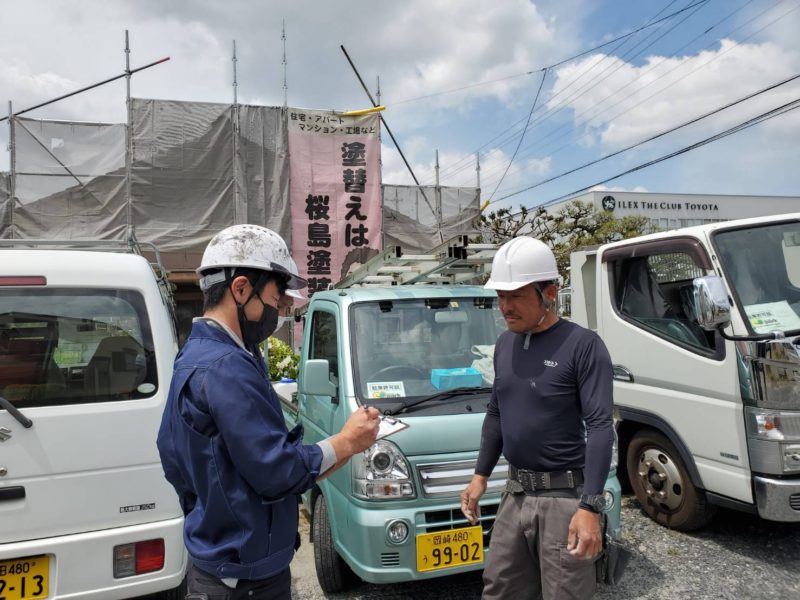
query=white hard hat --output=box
[284,257,305,299]
[198,224,307,291]
[485,236,559,291]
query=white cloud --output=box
[381,143,552,200]
[590,184,648,193]
[548,39,800,150]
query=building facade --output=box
[550,190,800,230]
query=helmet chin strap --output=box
[522,285,554,349]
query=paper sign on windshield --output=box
[367,381,406,398]
[744,301,800,333]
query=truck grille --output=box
[422,503,500,548]
[380,552,400,567]
[416,457,508,498]
[790,494,800,511]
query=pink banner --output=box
[288,109,382,300]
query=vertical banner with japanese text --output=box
[288,109,382,301]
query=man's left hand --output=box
[566,508,602,560]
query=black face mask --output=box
[236,292,280,349]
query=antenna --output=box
[232,40,238,105]
[282,20,288,108]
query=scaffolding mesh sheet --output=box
[1,100,477,264]
[236,104,290,241]
[382,184,480,254]
[131,99,234,252]
[11,117,127,239]
[0,172,10,238]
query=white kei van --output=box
[0,240,186,599]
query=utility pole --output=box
[124,30,133,233]
[8,101,15,238]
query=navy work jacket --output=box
[157,320,323,580]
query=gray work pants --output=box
[482,492,597,600]
[186,564,291,600]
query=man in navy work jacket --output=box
[460,236,614,600]
[157,224,380,600]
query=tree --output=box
[475,200,655,283]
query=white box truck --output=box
[569,213,800,530]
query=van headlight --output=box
[352,440,416,500]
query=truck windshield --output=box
[714,219,800,334]
[351,298,505,402]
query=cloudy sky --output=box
[1,0,799,211]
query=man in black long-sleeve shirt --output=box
[461,236,614,600]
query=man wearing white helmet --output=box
[157,224,379,599]
[460,236,614,600]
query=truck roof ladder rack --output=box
[334,235,498,288]
[0,229,177,322]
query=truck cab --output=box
[570,213,800,530]
[280,238,622,593]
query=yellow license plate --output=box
[416,525,484,572]
[0,555,49,600]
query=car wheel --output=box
[312,495,356,593]
[627,429,715,531]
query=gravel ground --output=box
[290,494,800,599]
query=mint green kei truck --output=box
[278,243,622,593]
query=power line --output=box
[487,69,548,202]
[482,0,794,196]
[460,0,761,187]
[483,0,758,188]
[486,72,800,203]
[429,0,711,183]
[432,0,705,184]
[390,0,710,107]
[477,0,765,190]
[508,96,800,211]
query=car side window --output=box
[309,311,339,385]
[612,251,717,353]
[0,289,157,408]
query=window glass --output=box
[614,252,715,352]
[351,298,504,402]
[0,289,157,408]
[714,221,800,334]
[310,311,338,384]
[647,253,706,284]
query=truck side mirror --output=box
[300,359,337,400]
[692,275,731,331]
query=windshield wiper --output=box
[0,396,33,428]
[719,326,800,342]
[383,386,492,416]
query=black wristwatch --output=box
[578,493,606,514]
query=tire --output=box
[312,495,356,593]
[627,429,715,531]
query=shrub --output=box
[266,337,300,381]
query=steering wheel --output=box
[369,365,428,380]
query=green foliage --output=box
[266,337,300,381]
[475,200,656,284]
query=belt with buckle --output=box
[506,465,584,494]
